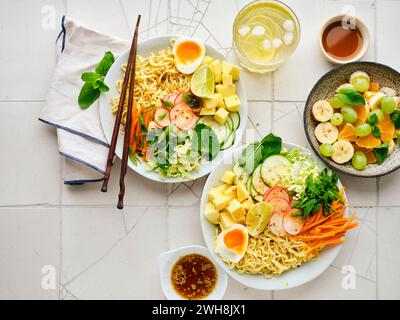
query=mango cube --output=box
[204,202,220,224]
[203,93,224,109]
[220,211,234,230]
[241,198,254,211]
[216,84,236,98]
[208,188,222,201]
[231,64,242,81]
[224,95,240,112]
[212,193,231,210]
[236,180,249,202]
[201,55,213,65]
[214,107,229,125]
[226,199,246,224]
[221,170,235,184]
[222,73,233,85]
[215,184,229,193]
[224,185,237,200]
[199,107,216,116]
[222,61,233,75]
[209,59,222,83]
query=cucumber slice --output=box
[221,132,235,150]
[251,164,269,195]
[226,115,234,132]
[252,194,264,203]
[197,116,227,146]
[261,155,292,187]
[246,176,252,193]
[249,183,258,197]
[230,112,240,130]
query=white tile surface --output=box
[0,103,61,205]
[0,208,60,299]
[1,0,400,300]
[0,0,66,101]
[377,207,400,299]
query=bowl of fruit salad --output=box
[304,61,400,177]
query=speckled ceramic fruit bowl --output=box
[304,61,400,178]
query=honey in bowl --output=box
[170,254,217,300]
[322,20,363,61]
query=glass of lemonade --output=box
[233,0,300,73]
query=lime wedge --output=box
[246,202,272,236]
[190,65,215,99]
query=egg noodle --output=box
[111,47,191,125]
[217,227,319,278]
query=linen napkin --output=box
[39,16,129,184]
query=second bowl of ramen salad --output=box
[200,133,359,289]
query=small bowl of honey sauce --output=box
[319,14,370,64]
[159,245,228,300]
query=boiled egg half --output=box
[173,37,205,74]
[216,224,248,263]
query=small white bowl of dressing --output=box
[158,245,228,300]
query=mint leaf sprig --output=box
[78,51,115,109]
[335,87,366,106]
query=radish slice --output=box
[172,108,197,130]
[174,92,184,106]
[163,93,178,106]
[264,186,290,203]
[267,197,290,215]
[154,107,171,128]
[283,209,305,235]
[170,105,191,122]
[269,213,286,236]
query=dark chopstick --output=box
[117,15,141,209]
[101,15,141,193]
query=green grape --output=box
[328,96,349,109]
[355,123,372,137]
[353,77,369,92]
[352,151,368,170]
[319,143,334,157]
[369,109,384,122]
[330,113,344,126]
[381,96,396,114]
[341,106,358,124]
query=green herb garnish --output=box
[371,125,381,139]
[239,133,282,174]
[336,87,366,106]
[292,168,343,219]
[78,51,115,109]
[373,142,389,164]
[391,110,400,129]
[367,113,379,126]
[183,92,200,109]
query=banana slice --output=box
[394,97,400,109]
[350,71,370,84]
[369,92,386,110]
[315,122,339,144]
[380,87,397,97]
[312,100,334,122]
[388,140,395,155]
[332,140,354,164]
[336,83,354,93]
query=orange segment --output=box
[376,114,395,142]
[338,123,357,142]
[353,105,369,126]
[356,134,381,149]
[369,82,380,92]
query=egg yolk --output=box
[176,41,202,63]
[224,229,245,253]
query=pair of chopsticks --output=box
[101,15,141,210]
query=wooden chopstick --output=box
[101,15,141,194]
[117,15,141,209]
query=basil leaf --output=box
[95,51,115,76]
[81,72,101,84]
[78,83,100,109]
[337,88,366,106]
[391,110,400,129]
[373,142,389,164]
[368,113,379,126]
[260,133,282,159]
[183,92,200,109]
[371,125,381,139]
[239,142,263,174]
